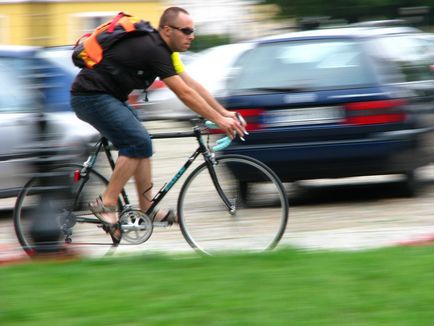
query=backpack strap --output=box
[74,32,91,48]
[108,12,134,33]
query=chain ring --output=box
[119,209,153,244]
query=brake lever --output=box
[235,112,248,141]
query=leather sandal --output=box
[104,223,122,244]
[143,185,178,226]
[89,196,122,242]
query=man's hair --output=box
[159,7,189,29]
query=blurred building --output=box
[0,0,164,46]
[170,0,288,41]
[0,0,288,46]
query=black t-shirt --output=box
[71,32,177,101]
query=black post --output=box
[28,113,69,255]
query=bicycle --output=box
[14,120,289,256]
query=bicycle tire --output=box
[178,154,289,255]
[14,163,120,257]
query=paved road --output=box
[2,120,434,258]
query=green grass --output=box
[1,247,434,325]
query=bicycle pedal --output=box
[152,221,170,228]
[120,223,147,231]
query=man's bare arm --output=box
[163,75,244,138]
[179,71,231,117]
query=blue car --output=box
[221,26,434,196]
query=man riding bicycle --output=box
[70,7,245,241]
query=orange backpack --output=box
[72,12,155,69]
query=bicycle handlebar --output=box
[205,112,248,152]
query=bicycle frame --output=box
[79,126,234,218]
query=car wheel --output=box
[238,181,249,207]
[401,170,421,197]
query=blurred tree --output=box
[189,34,231,51]
[262,0,434,26]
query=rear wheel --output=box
[178,154,289,255]
[13,164,120,257]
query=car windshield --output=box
[228,39,376,91]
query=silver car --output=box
[0,46,97,198]
[131,42,254,121]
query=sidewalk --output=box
[4,225,434,266]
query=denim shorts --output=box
[71,93,153,158]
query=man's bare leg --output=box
[99,155,140,224]
[134,158,153,212]
[134,158,169,221]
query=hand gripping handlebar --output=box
[205,113,248,152]
[205,121,232,151]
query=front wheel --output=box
[178,154,289,255]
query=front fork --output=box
[196,125,236,215]
[205,152,236,215]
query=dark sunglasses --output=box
[169,25,195,36]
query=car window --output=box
[188,44,251,72]
[37,47,79,75]
[228,39,375,91]
[369,34,434,82]
[186,43,253,89]
[35,48,78,112]
[0,57,36,113]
